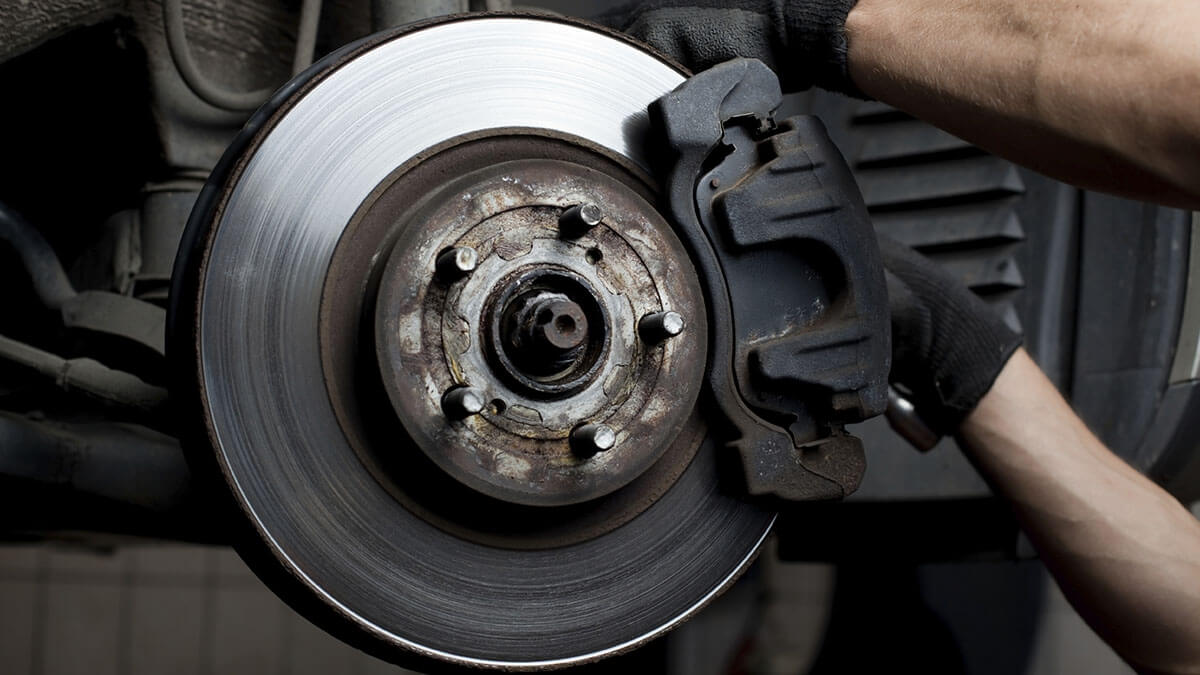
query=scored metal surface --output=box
[199,16,773,668]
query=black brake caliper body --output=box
[652,58,890,501]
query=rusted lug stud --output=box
[571,423,616,456]
[441,385,485,420]
[435,246,478,282]
[558,203,603,237]
[639,310,685,343]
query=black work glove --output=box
[879,235,1022,435]
[595,0,862,96]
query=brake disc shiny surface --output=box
[183,15,774,670]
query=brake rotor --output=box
[171,14,774,671]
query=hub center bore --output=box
[505,291,589,371]
[487,268,609,397]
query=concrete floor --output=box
[0,543,417,675]
[0,539,1138,675]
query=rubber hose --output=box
[0,201,76,309]
[163,0,323,111]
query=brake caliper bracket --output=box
[652,58,891,501]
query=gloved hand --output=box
[879,235,1022,435]
[595,0,862,95]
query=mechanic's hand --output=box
[879,235,1022,435]
[594,0,862,95]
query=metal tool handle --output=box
[885,386,942,452]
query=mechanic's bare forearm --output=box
[960,349,1200,674]
[845,0,1200,209]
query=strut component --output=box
[654,59,891,501]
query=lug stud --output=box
[558,203,603,237]
[571,423,616,456]
[435,246,477,282]
[639,310,685,342]
[442,385,485,420]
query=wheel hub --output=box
[494,274,597,385]
[369,155,705,507]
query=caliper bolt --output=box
[435,246,477,282]
[441,385,485,420]
[571,423,616,456]
[558,203,603,237]
[639,310,685,343]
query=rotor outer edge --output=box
[167,13,773,671]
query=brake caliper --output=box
[652,58,891,501]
